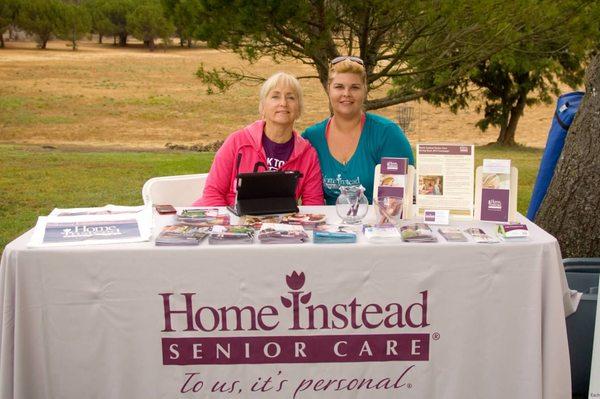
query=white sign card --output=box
[416,144,474,219]
[423,210,450,225]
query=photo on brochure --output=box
[482,173,510,190]
[418,175,444,196]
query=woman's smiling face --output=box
[261,83,300,129]
[328,72,366,118]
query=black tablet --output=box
[229,170,301,216]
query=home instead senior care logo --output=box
[487,199,502,211]
[159,272,431,366]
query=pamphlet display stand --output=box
[474,166,518,222]
[373,164,416,220]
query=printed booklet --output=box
[281,213,327,229]
[363,225,402,243]
[155,224,210,246]
[464,227,500,244]
[400,223,438,243]
[177,208,230,227]
[438,227,468,242]
[497,223,529,241]
[258,223,309,244]
[208,225,255,245]
[313,224,357,244]
[241,215,284,230]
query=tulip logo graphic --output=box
[281,271,311,330]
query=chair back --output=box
[564,257,600,396]
[142,173,207,207]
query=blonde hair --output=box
[328,59,367,87]
[258,72,304,117]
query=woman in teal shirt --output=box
[302,56,414,205]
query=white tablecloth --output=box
[0,207,573,398]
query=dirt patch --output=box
[0,39,577,150]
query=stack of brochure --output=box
[281,213,327,229]
[155,224,210,246]
[241,215,283,230]
[497,223,529,241]
[177,208,230,227]
[400,223,438,243]
[464,228,499,244]
[208,225,255,245]
[363,225,402,242]
[258,223,309,244]
[313,225,357,244]
[438,227,468,242]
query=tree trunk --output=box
[118,33,127,47]
[535,54,600,257]
[0,33,4,48]
[39,35,49,49]
[496,92,527,146]
[113,36,117,46]
[98,34,103,44]
[495,106,511,145]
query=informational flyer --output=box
[480,159,511,222]
[416,144,474,218]
[28,207,152,247]
[377,157,408,199]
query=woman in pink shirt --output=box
[194,72,324,206]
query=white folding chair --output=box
[141,173,208,207]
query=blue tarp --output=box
[527,91,584,221]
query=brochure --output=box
[177,208,230,227]
[438,227,468,242]
[497,223,529,241]
[313,224,357,244]
[400,223,438,243]
[28,210,152,247]
[155,224,210,246]
[363,225,402,243]
[281,213,327,229]
[416,144,474,218]
[208,225,255,245]
[258,223,309,244]
[464,227,500,244]
[241,214,284,230]
[479,159,512,222]
[377,157,408,199]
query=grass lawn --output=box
[0,144,543,253]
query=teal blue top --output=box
[302,113,414,205]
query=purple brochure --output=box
[480,188,509,222]
[377,157,408,198]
